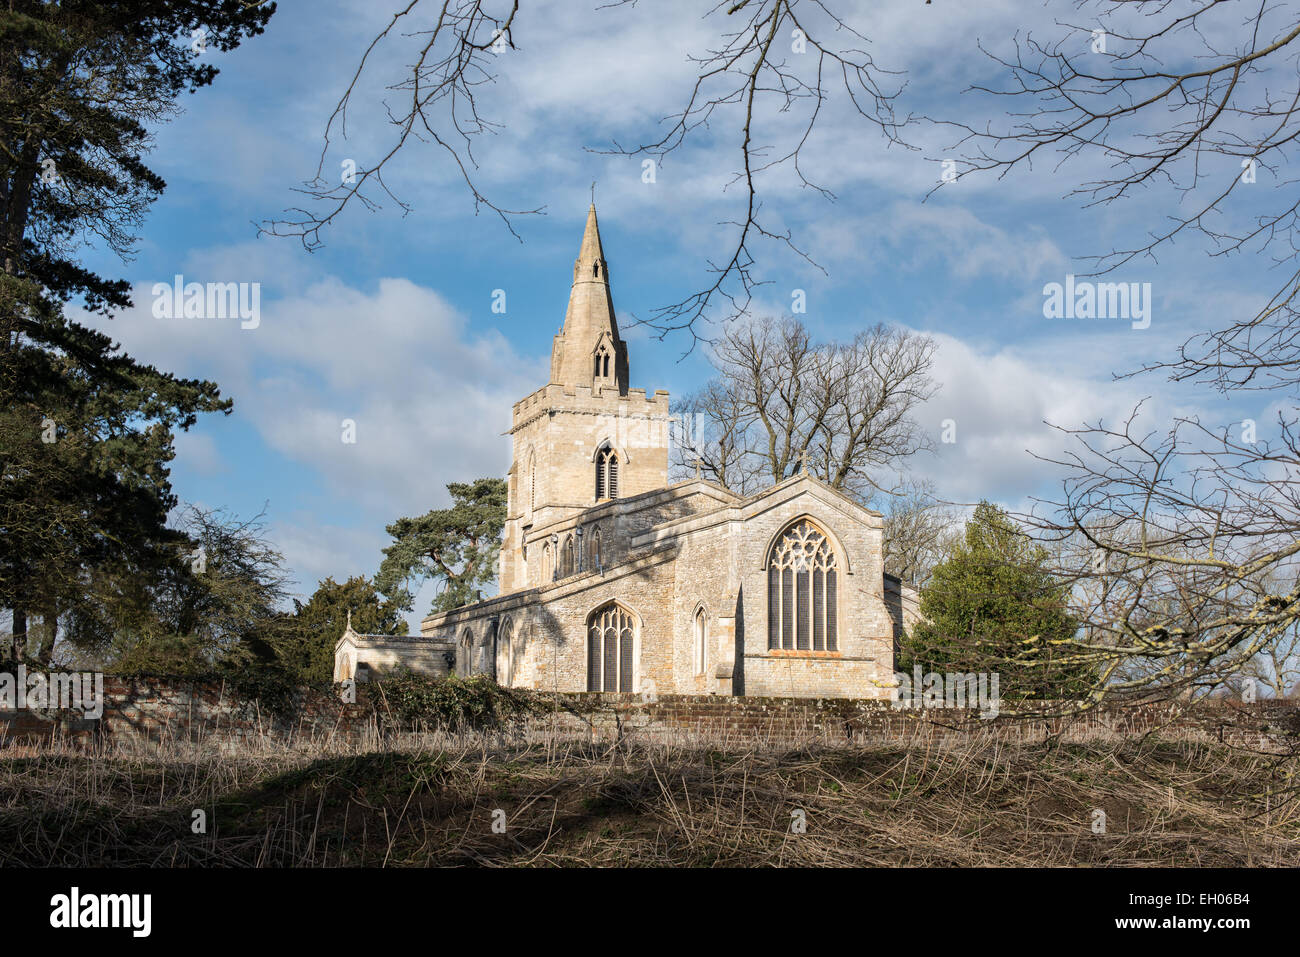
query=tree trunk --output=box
[35,608,55,665]
[10,607,25,661]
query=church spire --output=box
[575,203,606,269]
[551,205,628,393]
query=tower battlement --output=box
[512,383,671,431]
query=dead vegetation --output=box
[1,725,1297,867]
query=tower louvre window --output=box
[595,443,619,500]
[527,450,536,512]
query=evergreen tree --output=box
[899,502,1094,700]
[376,478,507,615]
[276,575,404,685]
[0,2,276,661]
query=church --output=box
[335,206,918,698]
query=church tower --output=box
[499,205,671,593]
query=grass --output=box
[1,724,1297,866]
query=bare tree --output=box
[1240,626,1300,698]
[932,2,1300,395]
[921,2,1300,709]
[671,316,937,499]
[880,479,961,589]
[264,0,907,346]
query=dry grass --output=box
[1,726,1297,866]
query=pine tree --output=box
[377,478,507,615]
[0,2,275,662]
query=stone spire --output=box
[551,205,628,393]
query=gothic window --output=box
[563,535,575,577]
[542,543,553,582]
[595,443,619,500]
[693,606,708,676]
[589,526,602,570]
[767,520,838,651]
[594,346,611,380]
[587,602,635,692]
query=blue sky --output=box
[73,0,1284,631]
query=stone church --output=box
[335,206,918,698]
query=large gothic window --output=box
[587,602,634,692]
[767,520,838,651]
[595,443,619,500]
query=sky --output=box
[71,0,1288,632]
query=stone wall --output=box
[1,677,1296,753]
[0,676,375,751]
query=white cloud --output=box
[911,331,1195,507]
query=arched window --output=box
[542,543,553,582]
[589,526,602,570]
[459,628,475,675]
[563,535,575,577]
[693,607,707,676]
[595,443,619,500]
[587,602,634,692]
[768,520,838,651]
[497,619,515,686]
